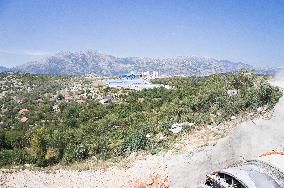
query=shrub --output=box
[75,144,89,160]
[0,131,6,149]
[31,125,48,166]
[44,148,61,166]
[4,130,27,149]
[62,144,89,163]
[259,82,282,107]
[0,149,31,167]
[115,129,148,156]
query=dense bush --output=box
[30,125,49,166]
[0,71,282,167]
[115,129,148,156]
[0,149,32,166]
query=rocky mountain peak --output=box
[9,50,256,76]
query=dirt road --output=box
[1,74,284,188]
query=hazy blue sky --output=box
[0,0,284,68]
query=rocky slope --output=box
[12,50,253,76]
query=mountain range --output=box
[0,50,281,76]
[0,66,8,73]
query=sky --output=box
[0,0,284,68]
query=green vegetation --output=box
[0,71,282,167]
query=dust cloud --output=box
[275,70,284,81]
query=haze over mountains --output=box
[0,66,8,73]
[0,50,281,76]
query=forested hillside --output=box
[0,71,282,167]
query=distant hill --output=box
[0,66,8,73]
[256,68,284,75]
[12,50,254,76]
